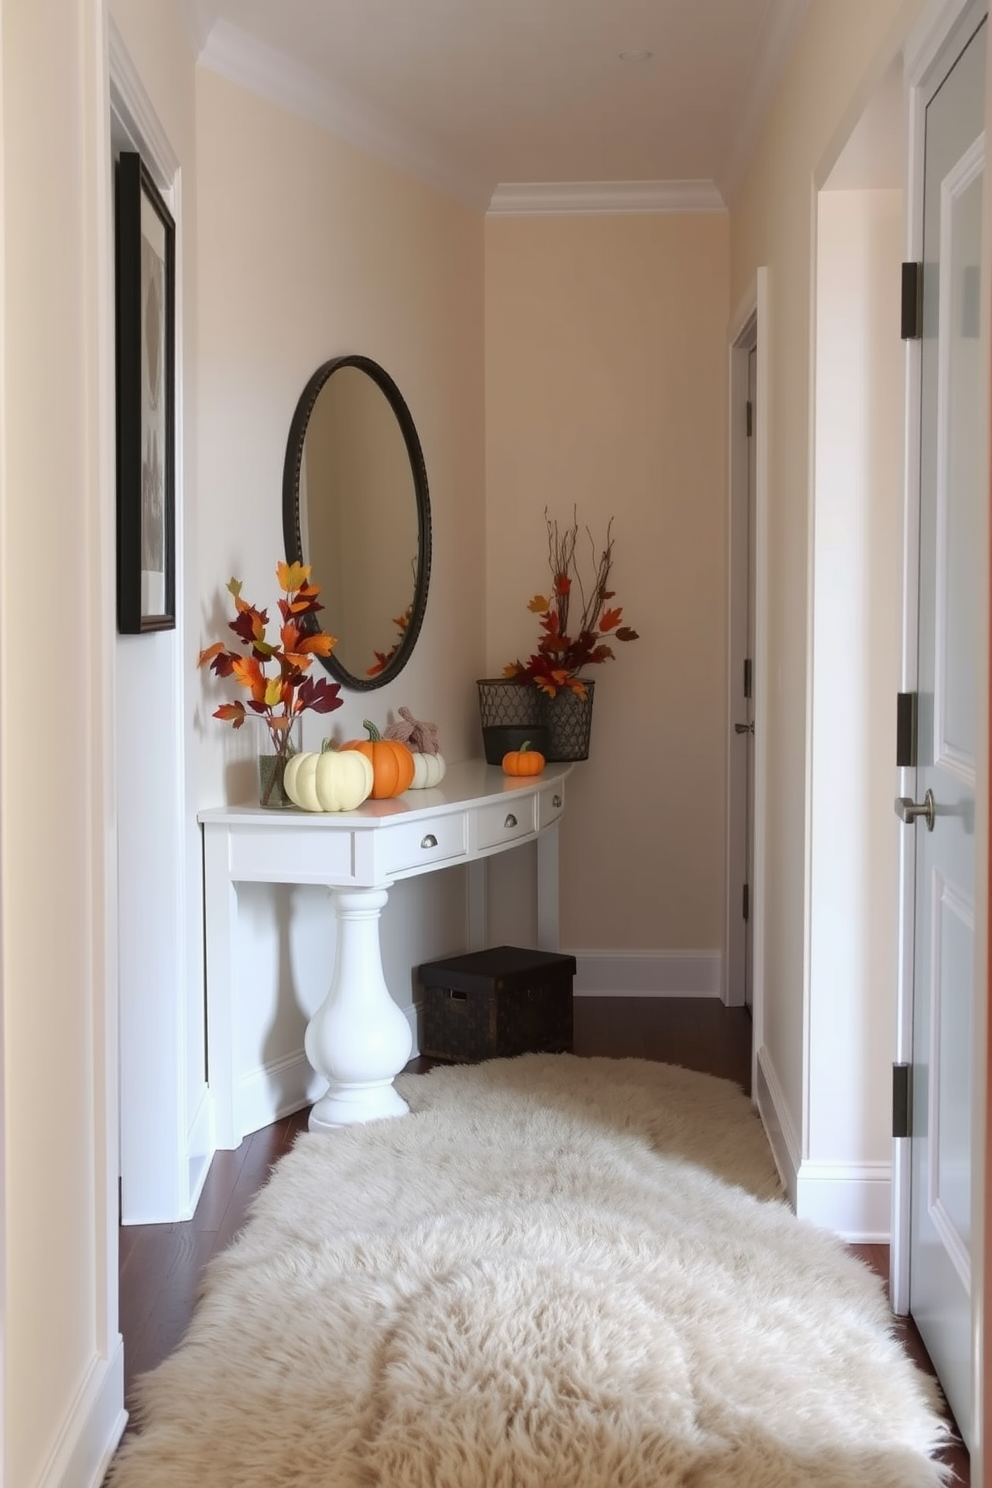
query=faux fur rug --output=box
[108,1054,952,1487]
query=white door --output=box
[905,13,986,1450]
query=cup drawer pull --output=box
[504,813,517,829]
[420,833,438,849]
[552,794,562,808]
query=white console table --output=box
[199,759,570,1140]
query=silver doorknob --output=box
[895,789,935,831]
[734,722,754,735]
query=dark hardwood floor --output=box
[117,995,969,1484]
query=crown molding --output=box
[719,0,811,205]
[487,180,727,216]
[108,16,180,184]
[175,0,214,60]
[198,20,490,211]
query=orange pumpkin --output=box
[502,740,545,777]
[341,720,415,798]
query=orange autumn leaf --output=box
[527,594,550,613]
[197,641,226,668]
[599,606,623,632]
[231,654,267,701]
[297,631,336,656]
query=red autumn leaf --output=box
[297,675,343,713]
[599,606,623,633]
[553,573,571,597]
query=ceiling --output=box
[179,0,812,211]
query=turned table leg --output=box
[304,886,413,1131]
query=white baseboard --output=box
[237,1051,325,1137]
[755,1044,891,1242]
[795,1159,891,1243]
[754,1042,800,1210]
[38,1338,126,1488]
[572,950,722,997]
[237,1002,422,1137]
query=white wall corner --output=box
[754,1042,801,1211]
[572,951,723,998]
[794,1159,892,1243]
[37,1343,126,1488]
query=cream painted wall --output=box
[2,0,122,1483]
[805,187,904,1232]
[194,73,486,1086]
[195,70,485,779]
[485,212,730,954]
[729,0,927,1146]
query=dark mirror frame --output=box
[282,354,432,692]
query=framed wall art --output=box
[115,150,175,633]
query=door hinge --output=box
[745,400,753,438]
[743,658,752,700]
[892,1063,911,1139]
[896,691,918,768]
[901,262,923,340]
[742,883,750,922]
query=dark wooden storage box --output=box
[419,945,576,1062]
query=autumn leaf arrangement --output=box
[197,561,343,804]
[503,510,639,698]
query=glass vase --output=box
[250,712,302,809]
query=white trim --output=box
[35,1344,126,1488]
[199,19,487,210]
[175,0,212,60]
[571,951,721,998]
[232,1002,420,1144]
[487,180,726,217]
[108,18,179,185]
[754,1042,801,1212]
[724,280,759,1010]
[750,268,771,1096]
[236,1052,325,1145]
[795,1160,893,1243]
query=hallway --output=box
[117,996,968,1484]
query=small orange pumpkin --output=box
[341,720,415,798]
[502,739,545,777]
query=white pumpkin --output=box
[284,746,374,812]
[408,751,446,789]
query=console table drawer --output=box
[380,812,468,876]
[476,797,536,850]
[538,783,565,828]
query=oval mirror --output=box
[282,355,431,690]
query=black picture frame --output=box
[115,151,176,633]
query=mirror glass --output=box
[282,355,431,689]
